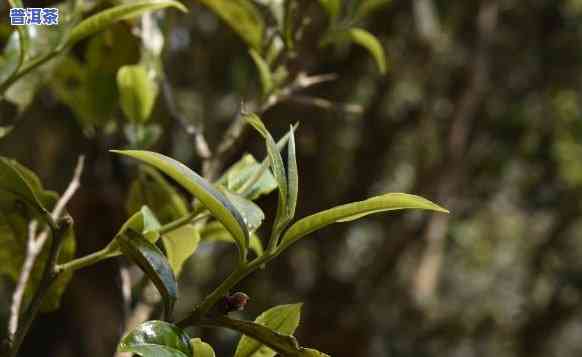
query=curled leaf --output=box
[111,150,250,261]
[118,229,177,320]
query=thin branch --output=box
[7,156,85,344]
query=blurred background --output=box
[2,0,582,356]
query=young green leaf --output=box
[245,114,290,237]
[203,315,302,357]
[67,0,187,48]
[286,126,298,221]
[190,338,216,357]
[162,224,200,275]
[249,49,273,96]
[318,0,341,21]
[347,28,387,74]
[118,230,178,320]
[218,154,277,200]
[111,150,249,261]
[201,221,264,257]
[279,193,448,250]
[195,0,265,52]
[117,64,158,123]
[118,320,192,357]
[235,303,302,357]
[222,190,265,232]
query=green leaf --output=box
[249,49,273,96]
[117,64,158,123]
[235,303,302,357]
[111,150,250,261]
[190,338,216,357]
[318,0,341,21]
[218,154,277,200]
[67,0,187,48]
[347,28,387,74]
[0,157,52,222]
[222,190,265,232]
[354,0,391,21]
[280,193,449,249]
[118,230,178,320]
[201,221,264,257]
[245,114,290,236]
[207,315,301,357]
[286,126,298,221]
[118,320,192,357]
[162,224,200,275]
[195,0,265,51]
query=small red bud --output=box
[224,292,250,312]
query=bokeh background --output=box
[2,0,582,356]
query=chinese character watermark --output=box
[9,8,59,26]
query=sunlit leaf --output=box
[219,154,278,200]
[249,49,273,95]
[222,190,265,232]
[118,230,178,320]
[279,193,449,250]
[190,338,216,357]
[195,0,265,51]
[162,224,200,275]
[245,114,290,236]
[111,150,249,260]
[67,0,187,48]
[118,320,192,357]
[235,303,302,357]
[286,126,298,221]
[117,64,158,123]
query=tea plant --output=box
[0,1,448,356]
